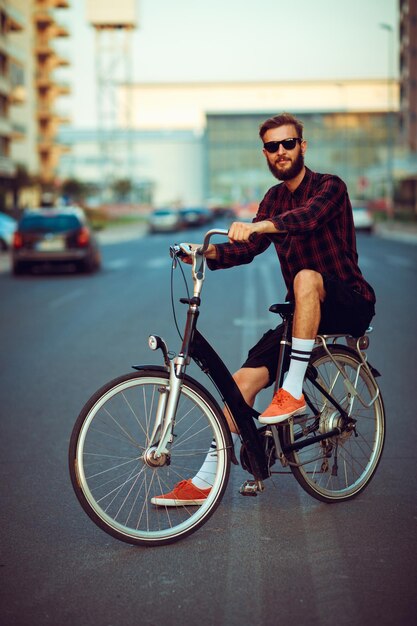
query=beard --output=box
[267,150,304,181]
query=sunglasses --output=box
[263,138,302,153]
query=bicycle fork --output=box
[143,341,185,467]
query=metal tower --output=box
[87,1,137,201]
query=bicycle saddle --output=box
[269,302,294,317]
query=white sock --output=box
[282,337,315,399]
[192,433,239,489]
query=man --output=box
[151,112,376,507]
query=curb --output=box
[97,223,148,244]
[375,223,417,245]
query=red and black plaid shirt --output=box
[208,167,375,303]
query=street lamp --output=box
[380,22,395,217]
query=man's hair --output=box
[259,113,304,140]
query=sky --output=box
[64,0,399,127]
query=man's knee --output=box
[293,269,325,301]
[233,367,269,400]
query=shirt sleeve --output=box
[207,222,271,271]
[271,175,347,234]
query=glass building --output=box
[205,111,398,206]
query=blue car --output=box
[0,213,17,250]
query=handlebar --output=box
[196,228,229,255]
[170,228,229,300]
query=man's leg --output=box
[191,366,269,489]
[259,270,325,424]
[292,269,325,339]
[151,366,269,505]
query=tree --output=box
[61,178,87,203]
[111,178,133,202]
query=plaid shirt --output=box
[208,167,375,303]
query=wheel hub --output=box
[319,407,355,444]
[143,446,170,468]
[319,407,341,435]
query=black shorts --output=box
[241,276,375,388]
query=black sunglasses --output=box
[263,138,302,153]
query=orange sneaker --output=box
[151,479,211,507]
[259,388,306,424]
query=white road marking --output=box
[106,258,130,270]
[146,257,170,269]
[386,254,414,269]
[49,288,85,309]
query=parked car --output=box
[352,201,374,233]
[148,208,182,233]
[12,207,102,275]
[179,207,213,229]
[0,213,17,250]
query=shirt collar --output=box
[290,166,313,199]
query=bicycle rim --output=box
[282,346,385,502]
[69,371,231,546]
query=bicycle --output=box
[69,228,385,547]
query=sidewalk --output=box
[96,220,148,244]
[98,219,417,245]
[374,220,417,245]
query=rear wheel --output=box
[280,345,385,502]
[69,370,231,546]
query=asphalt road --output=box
[1,224,416,626]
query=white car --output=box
[148,208,181,233]
[352,202,374,233]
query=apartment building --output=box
[0,0,25,186]
[0,0,71,210]
[34,0,71,185]
[397,0,417,215]
[399,0,417,151]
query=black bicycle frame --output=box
[190,314,355,473]
[190,328,271,481]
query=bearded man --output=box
[152,112,376,507]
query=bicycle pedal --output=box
[239,480,265,497]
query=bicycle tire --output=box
[280,345,385,503]
[69,369,231,546]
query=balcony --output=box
[11,121,26,140]
[37,103,56,120]
[0,115,12,136]
[0,74,10,96]
[0,155,16,177]
[34,17,70,39]
[33,10,54,27]
[35,0,70,9]
[5,4,25,32]
[9,85,26,104]
[36,45,70,70]
[35,42,55,58]
[54,80,71,96]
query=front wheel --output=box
[69,370,231,546]
[280,345,385,503]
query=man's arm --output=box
[203,219,278,260]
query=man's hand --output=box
[177,243,217,264]
[227,220,277,242]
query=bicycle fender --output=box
[132,364,168,373]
